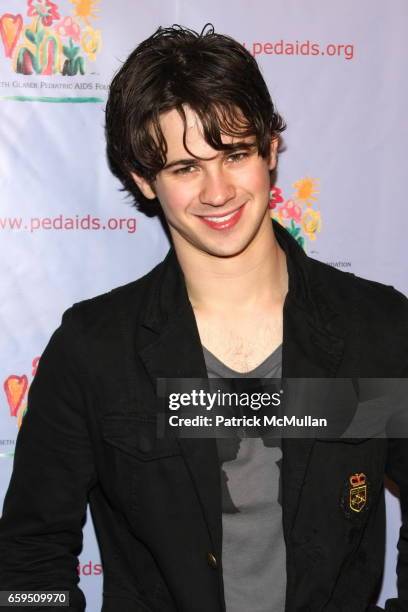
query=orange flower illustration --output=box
[3,357,40,429]
[293,177,319,206]
[70,0,99,25]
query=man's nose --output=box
[199,167,235,207]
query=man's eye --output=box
[228,152,248,163]
[174,165,196,175]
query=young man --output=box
[0,24,407,612]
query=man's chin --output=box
[197,238,255,259]
[171,225,260,260]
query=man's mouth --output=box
[198,203,246,230]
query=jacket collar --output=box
[140,219,344,344]
[136,219,346,551]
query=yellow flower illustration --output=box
[301,208,321,241]
[81,25,101,60]
[293,177,319,206]
[70,0,100,25]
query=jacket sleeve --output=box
[384,434,408,611]
[0,307,97,611]
[383,293,408,612]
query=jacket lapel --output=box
[275,221,346,537]
[137,251,222,557]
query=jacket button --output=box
[207,552,217,569]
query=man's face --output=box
[133,106,278,259]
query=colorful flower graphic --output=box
[62,37,84,74]
[3,357,39,430]
[293,177,319,206]
[0,14,23,58]
[0,0,102,76]
[276,199,302,223]
[270,176,322,250]
[81,24,101,60]
[301,208,322,241]
[27,0,60,27]
[55,15,80,42]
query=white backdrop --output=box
[1,1,407,609]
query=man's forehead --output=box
[157,106,255,158]
[158,107,202,138]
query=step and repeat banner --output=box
[1,1,407,609]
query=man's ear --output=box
[130,171,157,200]
[268,137,279,171]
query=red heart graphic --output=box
[0,13,23,59]
[4,375,28,417]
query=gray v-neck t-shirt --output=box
[202,344,286,612]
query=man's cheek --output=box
[240,166,271,194]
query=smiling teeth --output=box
[204,211,237,222]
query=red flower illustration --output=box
[55,16,80,42]
[27,0,60,27]
[268,186,284,210]
[276,199,302,223]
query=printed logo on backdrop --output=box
[1,357,39,457]
[270,178,351,269]
[0,0,107,101]
[243,39,354,61]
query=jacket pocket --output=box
[101,414,181,461]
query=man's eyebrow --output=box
[163,158,201,170]
[163,142,257,170]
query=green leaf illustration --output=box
[76,56,85,75]
[25,29,36,44]
[37,29,45,45]
[63,39,80,61]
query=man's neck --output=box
[173,216,288,316]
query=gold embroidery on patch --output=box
[349,472,367,513]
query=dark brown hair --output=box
[105,24,286,210]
